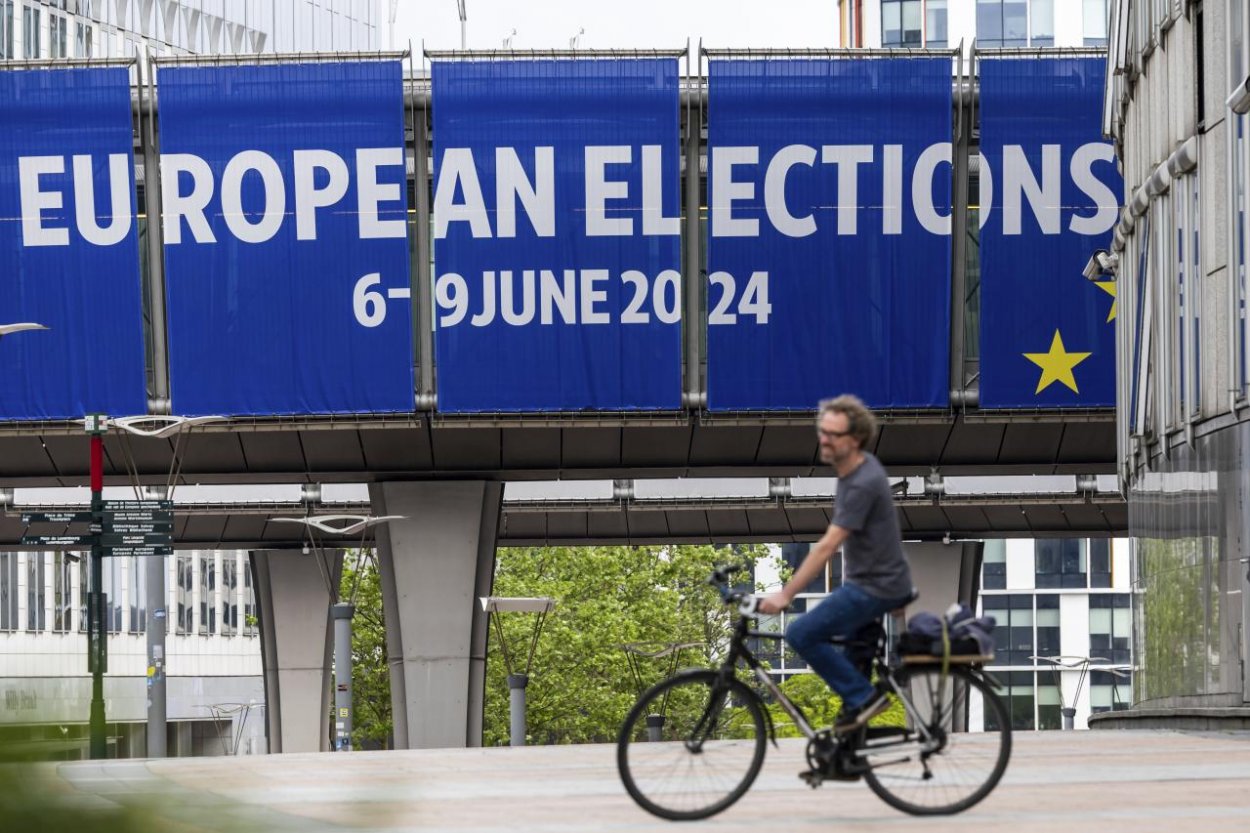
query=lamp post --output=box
[456,0,467,50]
[480,597,554,747]
[109,414,225,758]
[1033,654,1109,730]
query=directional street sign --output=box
[100,532,173,547]
[102,500,173,511]
[102,521,173,534]
[106,546,173,558]
[20,535,95,547]
[21,512,94,524]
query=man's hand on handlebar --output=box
[756,590,791,615]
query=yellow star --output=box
[1023,330,1092,395]
[1094,280,1116,322]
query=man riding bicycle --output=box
[758,395,915,735]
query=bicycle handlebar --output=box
[708,564,762,616]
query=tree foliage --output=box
[482,544,769,746]
[340,552,392,750]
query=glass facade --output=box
[977,0,1052,48]
[3,0,376,59]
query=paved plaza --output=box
[5,730,1249,832]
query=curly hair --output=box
[817,394,878,448]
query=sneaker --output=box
[834,691,889,734]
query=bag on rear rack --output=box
[899,604,996,658]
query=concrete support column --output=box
[904,540,984,613]
[250,549,343,754]
[902,541,985,732]
[369,481,503,749]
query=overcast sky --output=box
[389,1,839,54]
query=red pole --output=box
[91,434,103,492]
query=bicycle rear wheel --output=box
[862,666,1011,815]
[617,669,767,821]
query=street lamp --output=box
[108,413,225,758]
[0,322,49,338]
[480,596,554,746]
[1032,654,1112,730]
[456,0,467,50]
[270,514,404,751]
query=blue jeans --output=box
[785,583,911,711]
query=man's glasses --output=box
[816,427,851,440]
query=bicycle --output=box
[616,565,1012,820]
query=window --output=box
[881,0,946,48]
[982,594,1034,665]
[986,671,1035,730]
[1089,669,1131,712]
[199,553,216,635]
[882,0,922,47]
[221,554,237,637]
[1036,673,1062,729]
[1083,0,1108,46]
[128,557,146,634]
[978,0,1052,47]
[27,553,46,632]
[79,556,89,633]
[1,1,14,60]
[926,0,948,48]
[53,552,73,633]
[106,558,122,633]
[0,552,18,631]
[75,20,91,56]
[243,558,258,637]
[23,3,39,58]
[978,0,1026,47]
[1034,539,1087,588]
[982,539,1006,590]
[1035,594,1060,656]
[1090,538,1112,588]
[176,554,193,635]
[49,10,66,57]
[1089,594,1131,665]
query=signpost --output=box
[21,415,176,759]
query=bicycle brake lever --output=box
[737,595,762,616]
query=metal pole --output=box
[332,603,355,751]
[1061,707,1076,730]
[88,431,107,759]
[413,63,435,409]
[140,52,171,413]
[682,48,702,408]
[145,487,168,758]
[645,714,665,742]
[507,673,528,746]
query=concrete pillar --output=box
[902,541,985,732]
[250,549,343,754]
[904,540,984,612]
[369,481,503,749]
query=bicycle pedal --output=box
[798,769,825,788]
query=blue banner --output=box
[158,61,413,416]
[706,58,952,411]
[431,59,682,412]
[979,58,1120,408]
[0,68,146,420]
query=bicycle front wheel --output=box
[617,669,767,821]
[863,666,1011,815]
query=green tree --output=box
[482,544,768,745]
[340,551,392,749]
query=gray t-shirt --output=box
[833,452,913,600]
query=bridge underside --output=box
[0,410,1115,487]
[0,491,1126,550]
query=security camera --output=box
[1083,248,1117,281]
[1229,74,1250,115]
